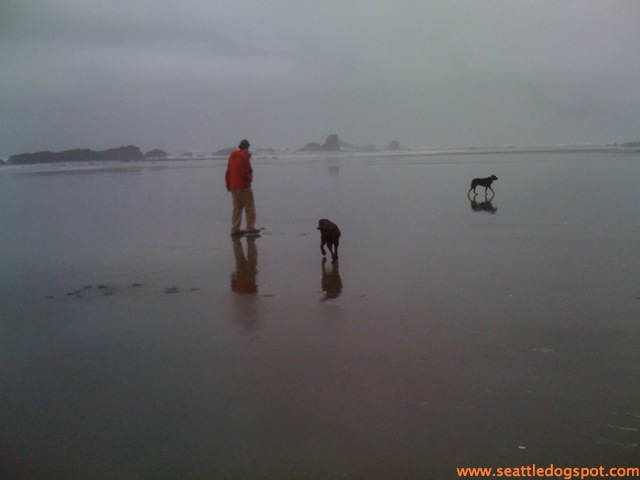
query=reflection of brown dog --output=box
[321,258,342,301]
[317,218,341,262]
[468,175,498,195]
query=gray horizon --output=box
[2,1,640,157]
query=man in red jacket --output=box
[225,139,257,235]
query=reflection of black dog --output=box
[470,193,497,213]
[317,219,340,262]
[468,175,498,195]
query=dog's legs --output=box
[332,242,339,262]
[486,185,494,194]
[320,240,327,257]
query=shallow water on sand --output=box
[1,150,639,478]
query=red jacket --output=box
[225,149,253,190]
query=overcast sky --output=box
[2,1,640,156]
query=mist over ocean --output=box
[1,148,639,478]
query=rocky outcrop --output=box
[298,142,322,152]
[212,148,234,157]
[144,149,168,159]
[298,134,342,152]
[385,140,402,151]
[9,145,144,164]
[298,135,402,153]
[322,134,341,151]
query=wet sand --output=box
[1,150,639,478]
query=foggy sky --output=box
[2,0,640,156]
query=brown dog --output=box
[468,175,498,195]
[317,219,340,262]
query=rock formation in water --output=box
[385,140,402,151]
[298,142,322,152]
[9,146,144,164]
[298,135,399,153]
[144,149,168,159]
[298,134,342,152]
[321,134,341,151]
[212,148,234,156]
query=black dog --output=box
[468,175,498,195]
[317,219,340,262]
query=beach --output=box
[1,149,639,478]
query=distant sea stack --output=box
[322,134,341,151]
[8,145,144,164]
[297,135,404,153]
[299,134,342,152]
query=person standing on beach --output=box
[225,139,257,235]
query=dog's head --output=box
[317,218,332,231]
[490,175,498,181]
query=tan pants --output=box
[230,188,256,233]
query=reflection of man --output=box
[231,237,258,294]
[321,258,342,301]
